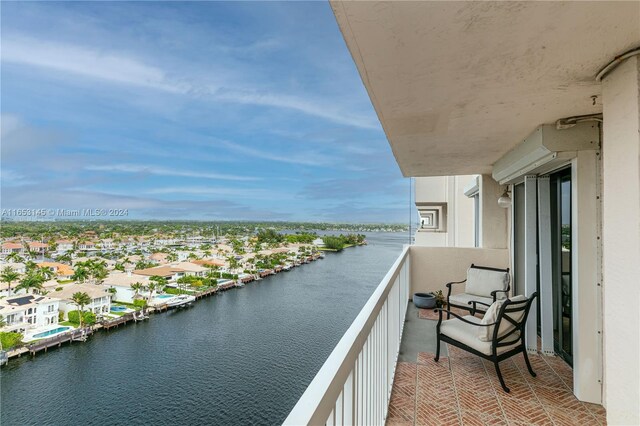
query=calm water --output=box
[1,233,406,426]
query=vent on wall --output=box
[492,123,599,185]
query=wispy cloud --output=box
[214,89,379,130]
[2,36,185,93]
[85,164,260,181]
[214,139,334,167]
[1,36,378,130]
[146,186,292,200]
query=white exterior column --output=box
[601,55,640,424]
[572,149,602,403]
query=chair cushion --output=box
[449,293,494,310]
[440,315,521,356]
[465,267,509,298]
[478,295,528,342]
[478,300,504,342]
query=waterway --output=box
[0,232,407,425]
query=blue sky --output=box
[1,2,408,223]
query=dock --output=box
[27,328,94,356]
[194,287,218,300]
[101,313,135,330]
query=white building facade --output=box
[0,295,60,333]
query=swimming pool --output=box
[110,306,128,312]
[31,326,72,339]
[155,294,173,299]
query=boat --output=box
[166,294,196,308]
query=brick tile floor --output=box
[386,347,606,426]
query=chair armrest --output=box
[468,300,492,307]
[468,300,491,313]
[491,288,510,302]
[445,279,467,289]
[434,308,497,327]
[445,279,467,299]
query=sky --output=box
[1,1,410,223]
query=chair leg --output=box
[494,360,510,393]
[434,336,441,362]
[522,349,537,377]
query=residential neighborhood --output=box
[0,222,367,359]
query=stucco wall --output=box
[601,56,640,424]
[414,176,475,247]
[409,246,509,295]
[479,175,509,249]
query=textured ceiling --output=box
[332,1,640,176]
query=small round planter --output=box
[413,292,436,309]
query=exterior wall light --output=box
[498,188,511,209]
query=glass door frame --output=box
[550,167,573,365]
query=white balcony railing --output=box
[284,246,410,425]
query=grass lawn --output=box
[60,321,77,327]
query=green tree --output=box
[71,292,92,327]
[72,266,89,283]
[145,281,157,305]
[131,282,144,299]
[6,252,24,263]
[1,267,20,297]
[16,269,46,294]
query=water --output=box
[0,233,406,425]
[30,326,72,339]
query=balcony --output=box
[284,246,607,425]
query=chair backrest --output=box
[465,264,510,298]
[492,293,538,349]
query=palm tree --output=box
[72,266,89,283]
[39,267,55,281]
[145,281,158,306]
[71,292,91,327]
[0,315,6,328]
[6,252,24,263]
[1,267,20,297]
[16,269,46,294]
[89,261,108,284]
[131,282,144,299]
[149,275,166,294]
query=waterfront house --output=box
[0,262,26,274]
[55,239,75,252]
[37,262,75,280]
[133,262,207,283]
[48,284,112,319]
[77,241,96,251]
[98,238,115,250]
[27,242,47,254]
[1,242,24,256]
[102,271,150,304]
[149,252,170,264]
[193,258,227,268]
[285,3,639,425]
[0,294,60,333]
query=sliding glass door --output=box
[551,168,573,365]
